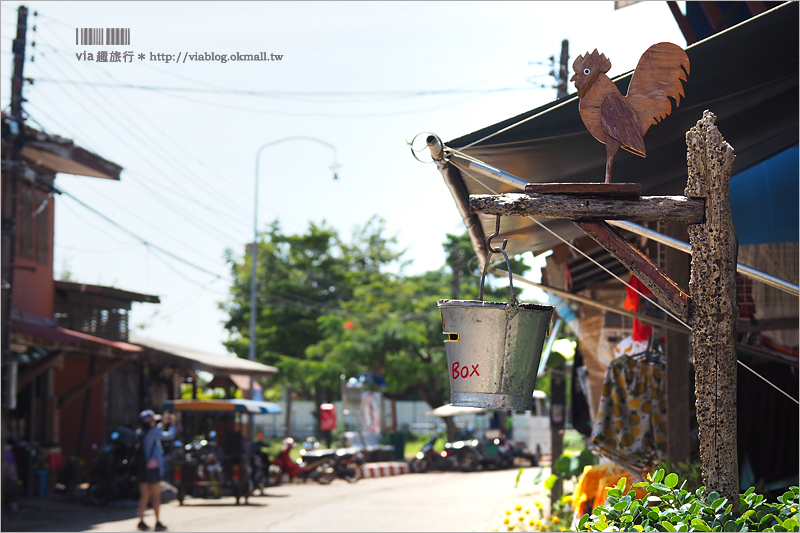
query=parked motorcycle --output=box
[177,431,227,499]
[249,442,271,495]
[87,426,139,506]
[267,438,336,485]
[333,447,366,482]
[477,434,515,470]
[442,434,514,472]
[410,433,457,473]
[442,438,482,472]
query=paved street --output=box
[4,467,553,532]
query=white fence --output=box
[253,399,491,440]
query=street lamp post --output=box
[249,137,338,432]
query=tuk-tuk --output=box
[162,399,282,505]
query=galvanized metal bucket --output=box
[437,215,554,411]
[438,299,553,410]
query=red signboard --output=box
[320,403,337,431]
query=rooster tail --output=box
[626,42,690,135]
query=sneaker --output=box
[137,521,150,531]
[154,523,167,532]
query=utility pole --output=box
[2,4,28,371]
[2,2,29,502]
[556,39,569,99]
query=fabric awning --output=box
[11,319,143,354]
[440,2,798,259]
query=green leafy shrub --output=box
[656,459,703,495]
[571,468,799,532]
[545,449,597,492]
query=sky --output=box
[1,1,687,356]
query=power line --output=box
[34,31,255,221]
[31,53,247,246]
[57,186,226,280]
[32,50,250,242]
[26,99,250,246]
[55,242,144,254]
[57,172,236,265]
[33,78,538,99]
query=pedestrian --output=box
[136,409,177,532]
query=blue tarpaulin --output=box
[730,145,799,245]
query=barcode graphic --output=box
[76,28,130,46]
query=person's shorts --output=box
[144,468,161,484]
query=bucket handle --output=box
[479,215,518,306]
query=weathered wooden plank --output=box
[686,110,739,510]
[469,193,704,224]
[575,220,690,323]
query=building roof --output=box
[2,113,123,180]
[55,280,161,305]
[129,334,278,378]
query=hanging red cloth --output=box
[623,275,653,342]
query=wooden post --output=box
[685,110,739,509]
[549,362,566,512]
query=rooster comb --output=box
[573,49,612,73]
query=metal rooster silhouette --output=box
[572,43,690,183]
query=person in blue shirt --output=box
[136,410,177,532]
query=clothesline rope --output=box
[447,156,800,407]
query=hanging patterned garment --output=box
[590,351,668,473]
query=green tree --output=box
[222,221,532,440]
[307,231,531,438]
[220,217,404,424]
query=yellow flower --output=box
[507,527,515,532]
[503,518,510,525]
[518,516,524,522]
[563,495,573,504]
[552,516,560,524]
[506,510,512,516]
[529,520,535,527]
[534,502,543,509]
[515,505,523,512]
[525,509,530,514]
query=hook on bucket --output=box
[479,215,518,306]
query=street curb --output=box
[362,461,409,478]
